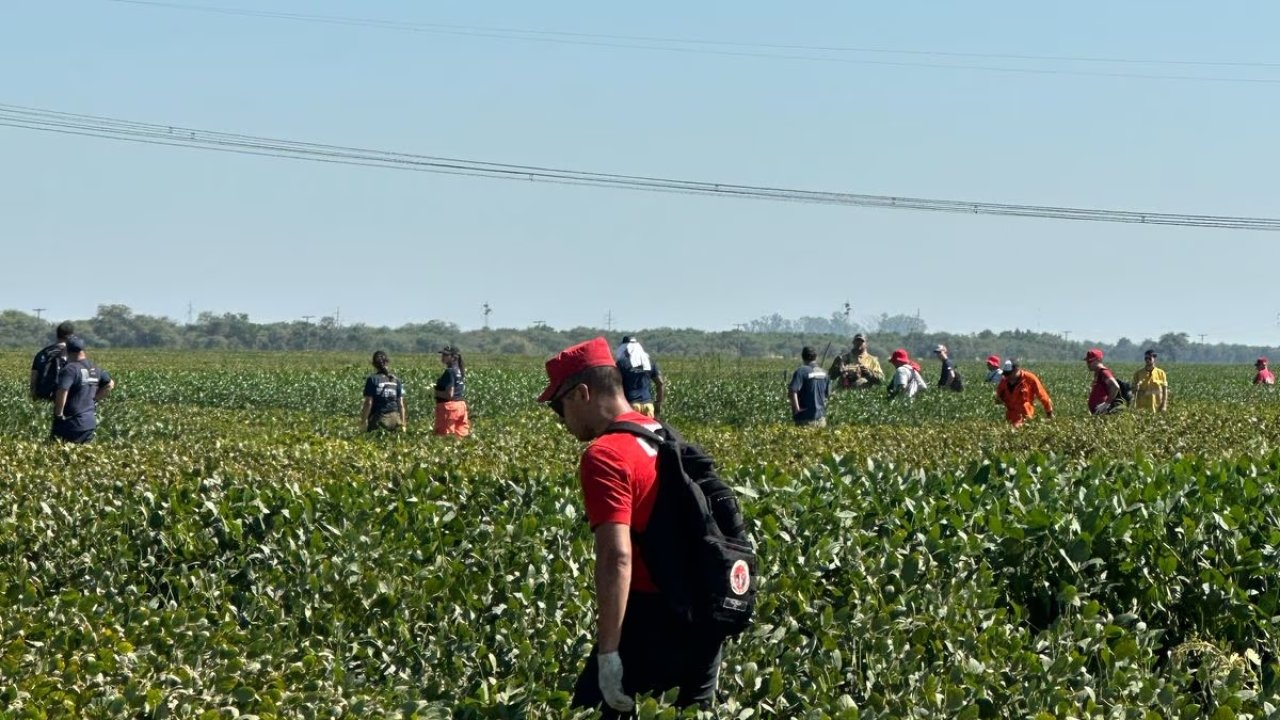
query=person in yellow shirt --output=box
[1132,349,1168,412]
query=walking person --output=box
[995,359,1053,427]
[984,355,1003,384]
[788,346,831,426]
[538,338,725,717]
[434,345,471,436]
[30,321,76,402]
[50,336,114,443]
[1255,357,1276,386]
[360,350,406,432]
[933,344,963,391]
[829,333,884,389]
[1085,349,1125,415]
[1132,349,1169,412]
[887,349,925,400]
[615,336,666,418]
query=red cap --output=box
[890,348,910,365]
[537,337,616,402]
[986,355,1001,368]
[1084,349,1103,363]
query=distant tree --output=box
[1157,332,1191,362]
[877,313,928,336]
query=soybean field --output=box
[2,350,1280,719]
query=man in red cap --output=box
[887,349,924,400]
[1084,348,1123,414]
[984,355,1003,384]
[538,337,723,716]
[1255,357,1276,386]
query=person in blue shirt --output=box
[434,345,471,436]
[361,350,406,432]
[51,336,114,443]
[788,346,831,426]
[614,336,665,418]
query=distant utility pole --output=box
[335,308,341,328]
[605,310,614,332]
[1198,333,1207,344]
[187,301,194,325]
[482,302,492,330]
[1062,330,1072,342]
[301,315,314,325]
[31,307,45,321]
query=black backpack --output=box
[606,421,758,639]
[32,342,67,400]
[1116,378,1134,404]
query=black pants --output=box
[51,425,95,444]
[572,593,723,718]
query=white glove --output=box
[597,651,634,712]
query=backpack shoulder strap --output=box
[605,421,667,445]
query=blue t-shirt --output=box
[939,358,957,388]
[619,360,661,404]
[435,366,465,403]
[363,373,403,416]
[55,359,110,433]
[789,363,830,422]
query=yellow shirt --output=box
[1132,366,1167,411]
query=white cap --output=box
[1002,360,1016,373]
[934,344,947,354]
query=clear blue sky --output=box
[3,0,1278,344]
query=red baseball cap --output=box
[537,337,617,402]
[890,348,910,365]
[986,355,1001,368]
[1084,349,1103,363]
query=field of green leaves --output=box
[2,350,1280,719]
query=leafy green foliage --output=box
[1,351,1279,718]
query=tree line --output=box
[0,305,1275,364]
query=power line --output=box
[3,102,1279,231]
[96,0,1280,86]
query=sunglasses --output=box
[548,382,582,418]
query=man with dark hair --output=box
[29,321,76,401]
[51,336,114,443]
[788,346,830,426]
[830,333,884,389]
[1132,349,1168,412]
[538,337,723,717]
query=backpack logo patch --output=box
[729,559,750,596]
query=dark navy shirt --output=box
[363,373,403,416]
[939,358,957,388]
[789,363,830,422]
[435,366,465,403]
[619,360,661,404]
[55,359,110,433]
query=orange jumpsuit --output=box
[996,370,1053,427]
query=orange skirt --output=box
[434,400,471,437]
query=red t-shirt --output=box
[1089,367,1116,411]
[1256,369,1276,385]
[580,412,663,593]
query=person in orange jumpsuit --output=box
[995,359,1053,427]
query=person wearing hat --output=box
[1132,349,1168,412]
[50,335,114,443]
[1084,348,1124,415]
[360,350,406,432]
[1255,357,1276,386]
[614,335,665,418]
[995,359,1053,427]
[984,355,1003,384]
[933,344,963,392]
[887,349,924,400]
[538,338,724,716]
[29,320,76,402]
[829,333,884,389]
[433,345,470,436]
[788,346,831,426]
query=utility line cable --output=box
[2,103,1277,231]
[96,0,1280,85]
